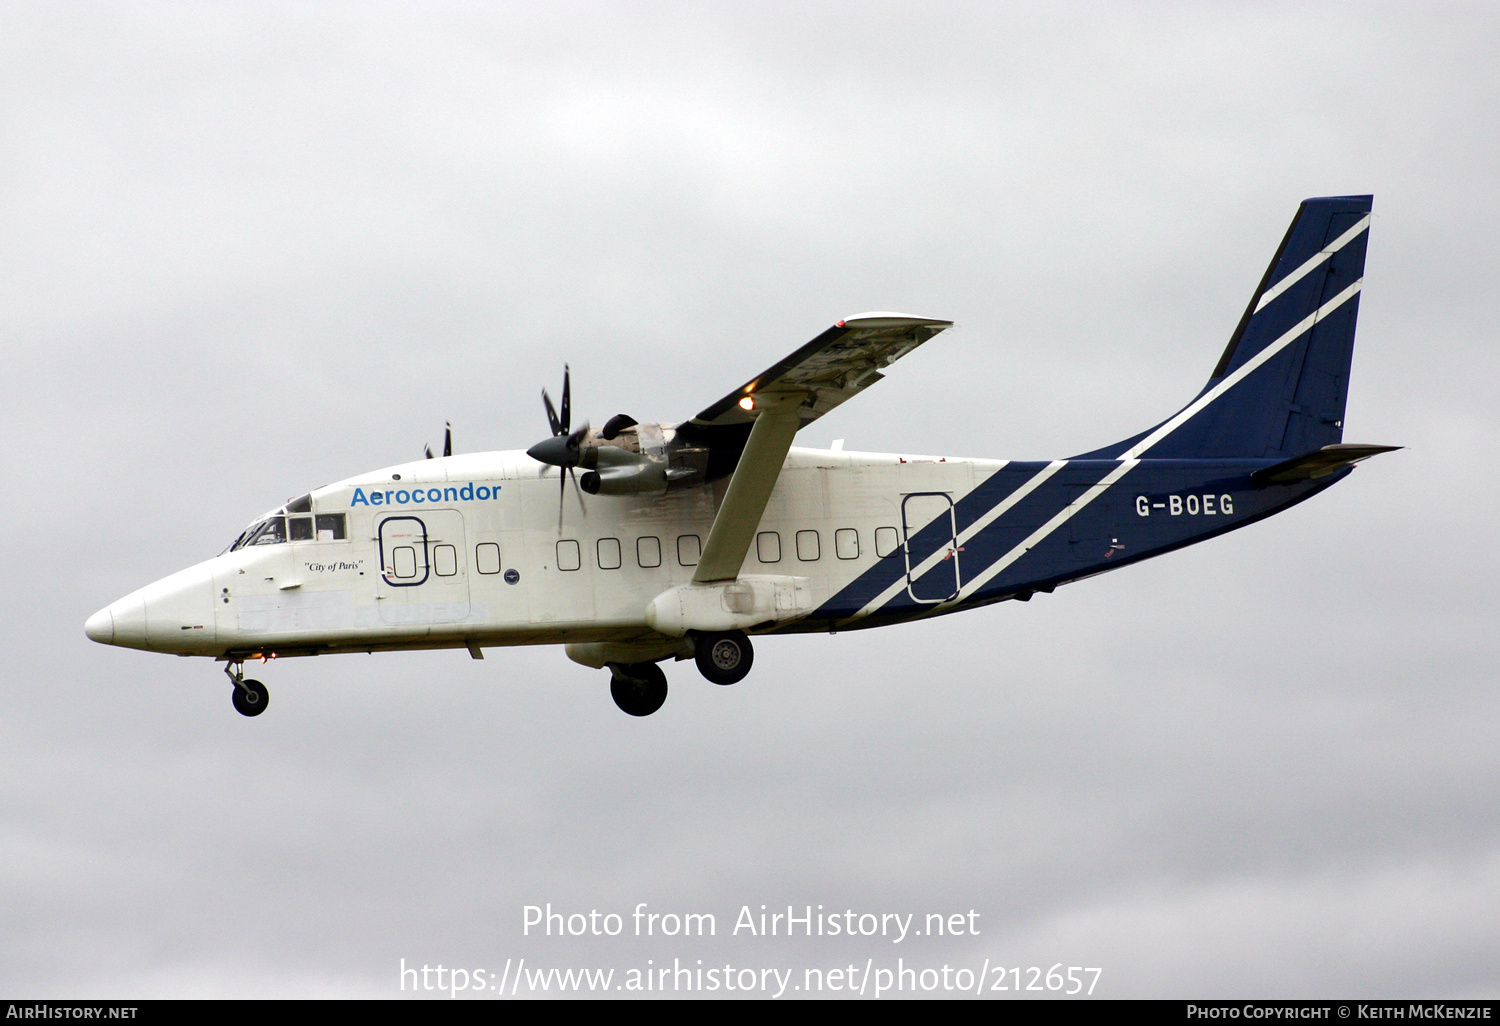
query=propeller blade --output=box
[443,422,452,458]
[567,420,590,452]
[542,388,561,437]
[424,444,434,460]
[533,367,588,487]
[558,465,567,530]
[568,467,587,515]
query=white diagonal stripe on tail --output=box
[929,279,1363,610]
[857,279,1362,620]
[1121,279,1363,460]
[1254,214,1369,313]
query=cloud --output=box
[3,0,1496,998]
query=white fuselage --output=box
[88,447,993,661]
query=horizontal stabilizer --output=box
[1250,443,1401,485]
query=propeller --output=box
[425,422,454,460]
[526,366,589,527]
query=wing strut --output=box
[692,397,802,584]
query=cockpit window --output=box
[286,494,313,514]
[227,507,347,551]
[244,516,287,547]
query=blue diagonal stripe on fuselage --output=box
[810,460,1112,622]
[889,461,1122,619]
[802,461,1052,619]
[805,457,1349,628]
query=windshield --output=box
[225,508,346,552]
[242,516,287,548]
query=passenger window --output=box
[315,514,347,541]
[835,528,859,560]
[556,539,581,572]
[476,542,501,575]
[598,538,622,570]
[433,544,457,576]
[796,530,820,561]
[756,531,781,563]
[677,535,701,566]
[637,536,662,568]
[393,546,418,578]
[875,526,900,558]
[289,516,314,542]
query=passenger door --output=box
[376,511,471,625]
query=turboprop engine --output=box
[526,368,715,499]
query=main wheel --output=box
[694,630,754,686]
[232,678,270,718]
[610,663,668,717]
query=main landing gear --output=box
[225,662,270,718]
[604,631,756,717]
[693,630,754,686]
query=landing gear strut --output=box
[225,662,270,718]
[693,630,754,686]
[609,662,668,717]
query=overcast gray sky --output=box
[2,1,1497,999]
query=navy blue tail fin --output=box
[1075,195,1372,461]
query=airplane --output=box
[85,195,1396,718]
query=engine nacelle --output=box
[579,445,669,495]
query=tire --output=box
[694,630,754,686]
[610,663,668,716]
[232,678,270,718]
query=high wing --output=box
[689,313,951,583]
[685,312,953,430]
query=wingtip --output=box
[838,312,954,328]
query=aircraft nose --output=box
[86,564,214,653]
[88,594,147,649]
[84,606,114,645]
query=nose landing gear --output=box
[225,662,270,718]
[609,662,668,717]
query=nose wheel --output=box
[609,662,668,717]
[225,662,270,718]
